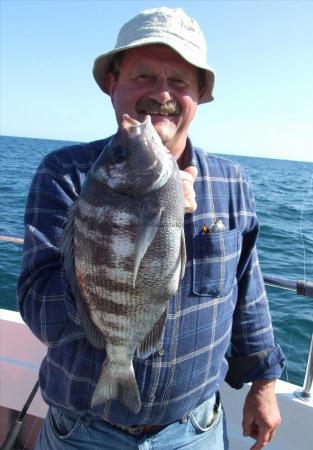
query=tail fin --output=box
[91,360,141,414]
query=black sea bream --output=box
[61,114,186,414]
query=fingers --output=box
[250,427,271,450]
[244,422,276,450]
[267,430,276,444]
[180,166,198,213]
[183,165,198,180]
[243,417,257,439]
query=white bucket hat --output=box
[93,7,215,104]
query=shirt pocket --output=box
[192,229,241,297]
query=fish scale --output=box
[61,114,186,414]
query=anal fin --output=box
[180,228,187,280]
[136,307,168,359]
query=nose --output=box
[149,78,173,104]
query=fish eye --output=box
[111,146,127,164]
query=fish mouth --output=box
[136,99,181,117]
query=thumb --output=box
[180,166,198,213]
[183,165,198,182]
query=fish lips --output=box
[102,135,160,182]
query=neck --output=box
[166,136,188,162]
[176,138,192,170]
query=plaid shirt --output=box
[17,137,285,425]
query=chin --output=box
[153,124,175,144]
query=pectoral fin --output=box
[133,202,163,287]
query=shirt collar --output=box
[177,138,197,170]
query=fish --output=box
[61,114,186,414]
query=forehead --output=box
[120,45,198,76]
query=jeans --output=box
[35,394,229,449]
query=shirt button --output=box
[150,395,156,402]
[158,348,165,356]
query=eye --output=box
[171,78,187,89]
[111,146,127,164]
[136,74,154,83]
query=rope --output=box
[0,235,24,244]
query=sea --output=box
[0,135,313,387]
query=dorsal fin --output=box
[60,202,105,349]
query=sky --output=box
[1,0,313,162]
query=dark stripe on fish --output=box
[104,320,124,332]
[84,289,130,316]
[80,177,140,209]
[106,335,129,347]
[74,232,134,271]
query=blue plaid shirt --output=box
[17,137,285,425]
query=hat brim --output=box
[93,39,215,104]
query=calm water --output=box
[0,135,312,386]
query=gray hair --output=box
[107,52,125,81]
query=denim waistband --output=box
[106,391,220,436]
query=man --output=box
[18,7,285,450]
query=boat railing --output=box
[263,274,313,401]
[0,235,24,244]
[1,234,313,401]
[299,334,313,401]
[263,274,313,299]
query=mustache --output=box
[136,99,181,116]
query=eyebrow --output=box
[130,65,195,82]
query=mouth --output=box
[136,99,181,117]
[149,112,172,117]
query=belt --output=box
[113,423,168,436]
[106,415,189,436]
[107,392,220,437]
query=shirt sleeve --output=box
[17,151,85,348]
[226,173,285,388]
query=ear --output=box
[105,72,117,98]
[198,85,207,103]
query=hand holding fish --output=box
[180,166,198,213]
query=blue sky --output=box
[1,0,312,162]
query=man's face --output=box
[106,45,202,157]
